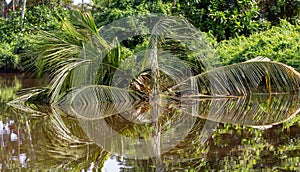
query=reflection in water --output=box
[1,74,300,171]
[0,105,29,170]
[191,93,300,126]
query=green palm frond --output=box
[146,16,217,72]
[49,58,92,102]
[30,25,84,76]
[71,10,109,49]
[7,88,49,114]
[26,10,114,103]
[173,58,300,96]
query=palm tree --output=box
[13,10,300,111]
[8,11,300,162]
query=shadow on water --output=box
[1,73,300,171]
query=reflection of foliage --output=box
[6,82,300,171]
[114,118,300,171]
[0,103,111,170]
[28,107,109,170]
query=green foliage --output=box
[92,0,173,27]
[91,0,299,41]
[0,5,68,72]
[0,5,64,43]
[217,20,300,71]
[0,42,20,71]
[23,5,66,32]
[173,0,271,41]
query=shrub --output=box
[0,5,68,71]
[217,20,300,71]
[0,42,20,71]
[173,0,271,41]
[92,0,173,28]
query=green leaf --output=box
[173,60,300,96]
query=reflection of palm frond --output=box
[57,85,141,119]
[179,93,300,127]
[7,88,49,114]
[34,107,109,169]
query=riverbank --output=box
[0,72,49,88]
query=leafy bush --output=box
[173,0,271,41]
[24,5,67,32]
[217,20,300,71]
[92,0,173,27]
[0,42,20,71]
[0,5,68,71]
[92,0,299,41]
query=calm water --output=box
[1,73,300,171]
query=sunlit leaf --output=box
[173,60,300,96]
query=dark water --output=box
[1,73,300,171]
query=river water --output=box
[1,73,300,171]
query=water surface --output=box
[1,73,300,171]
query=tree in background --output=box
[259,0,300,25]
[89,0,299,41]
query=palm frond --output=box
[7,88,49,114]
[56,85,141,119]
[29,28,83,77]
[26,10,114,103]
[71,9,109,49]
[146,16,218,71]
[49,59,92,102]
[173,59,300,96]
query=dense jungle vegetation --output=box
[0,0,299,73]
[0,1,300,171]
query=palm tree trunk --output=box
[12,0,15,11]
[21,0,27,22]
[1,0,5,18]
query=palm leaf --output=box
[7,88,49,115]
[146,16,217,72]
[30,22,85,76]
[26,10,114,103]
[56,85,141,119]
[71,10,109,49]
[172,58,300,96]
[49,59,92,102]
